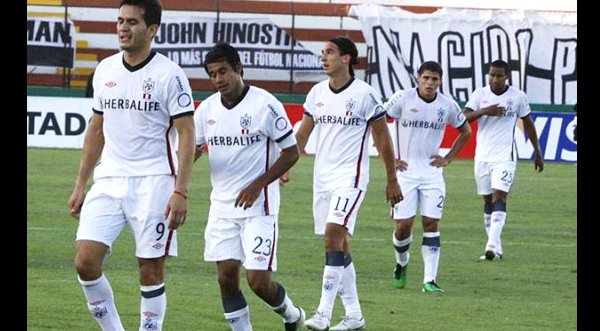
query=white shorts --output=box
[474,161,516,195]
[204,214,278,271]
[391,177,445,220]
[76,175,178,258]
[313,187,365,236]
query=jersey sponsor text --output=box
[102,98,161,112]
[207,134,263,146]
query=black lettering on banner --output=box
[367,23,577,104]
[154,22,208,45]
[39,112,61,135]
[65,113,86,135]
[27,111,89,136]
[27,18,75,67]
[26,20,72,43]
[152,19,325,70]
[27,112,42,134]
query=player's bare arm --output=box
[68,113,104,220]
[464,104,505,122]
[430,120,471,168]
[294,114,315,155]
[236,144,300,209]
[522,115,544,172]
[371,116,403,206]
[165,114,195,230]
[279,114,315,185]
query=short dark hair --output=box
[204,42,243,77]
[418,61,443,77]
[119,0,162,27]
[490,60,509,76]
[329,37,358,77]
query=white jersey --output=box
[385,88,467,182]
[195,86,296,218]
[304,78,386,192]
[465,85,531,162]
[91,51,194,179]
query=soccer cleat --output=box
[284,306,306,331]
[393,263,408,289]
[422,281,444,293]
[305,310,330,331]
[329,315,366,330]
[479,251,503,261]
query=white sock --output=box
[487,211,506,254]
[78,273,124,331]
[484,214,491,235]
[393,233,412,267]
[339,260,362,318]
[421,232,441,284]
[139,283,166,331]
[269,284,300,323]
[224,306,253,331]
[318,265,343,319]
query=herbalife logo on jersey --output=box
[240,113,251,134]
[142,77,155,100]
[345,98,356,116]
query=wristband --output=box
[174,191,188,200]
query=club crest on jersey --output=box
[142,78,155,100]
[345,98,356,116]
[506,99,514,112]
[437,108,445,122]
[240,113,251,135]
[143,78,155,93]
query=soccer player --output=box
[463,59,543,261]
[67,1,196,330]
[384,61,472,294]
[295,37,403,331]
[193,42,305,331]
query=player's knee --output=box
[218,273,239,291]
[74,256,101,280]
[422,219,439,232]
[247,275,270,296]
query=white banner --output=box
[154,17,322,71]
[27,97,92,148]
[349,4,577,105]
[26,16,76,68]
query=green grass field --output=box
[27,148,577,330]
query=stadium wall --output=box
[26,96,577,163]
[26,0,437,94]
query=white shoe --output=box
[284,306,305,331]
[330,315,366,330]
[305,311,330,331]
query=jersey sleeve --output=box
[363,87,386,122]
[193,101,206,146]
[464,88,483,111]
[91,66,103,114]
[166,67,195,118]
[383,89,404,119]
[263,99,296,149]
[303,87,315,117]
[518,91,532,118]
[448,98,467,128]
